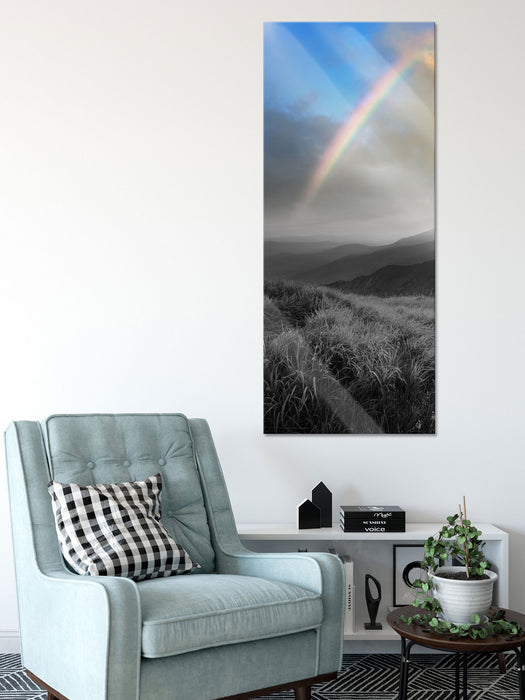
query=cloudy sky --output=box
[264,22,435,246]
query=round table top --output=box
[387,606,525,652]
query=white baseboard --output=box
[0,631,21,654]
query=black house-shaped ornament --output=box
[312,481,332,528]
[297,499,321,530]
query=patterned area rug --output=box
[0,655,44,700]
[0,652,520,699]
[259,653,521,700]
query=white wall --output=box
[1,0,524,650]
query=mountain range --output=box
[265,230,435,286]
[329,260,435,297]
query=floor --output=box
[0,652,520,699]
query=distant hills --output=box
[265,239,373,281]
[265,230,434,287]
[329,260,435,297]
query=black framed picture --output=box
[393,544,427,607]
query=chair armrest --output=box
[218,548,324,591]
[22,569,141,700]
[218,549,344,674]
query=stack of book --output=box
[340,505,405,533]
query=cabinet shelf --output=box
[237,522,509,644]
[237,523,507,542]
[345,621,399,641]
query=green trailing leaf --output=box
[404,606,523,640]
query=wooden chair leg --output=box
[25,670,67,700]
[497,652,506,674]
[294,683,312,700]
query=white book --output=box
[339,554,355,635]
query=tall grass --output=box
[264,279,435,434]
[264,330,348,434]
[264,279,344,326]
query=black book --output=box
[340,505,405,519]
[341,517,406,527]
[341,511,405,520]
[339,517,406,533]
[340,515,405,525]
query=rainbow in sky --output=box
[298,29,434,210]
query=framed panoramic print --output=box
[263,22,435,434]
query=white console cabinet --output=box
[237,523,509,642]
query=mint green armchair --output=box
[5,414,344,700]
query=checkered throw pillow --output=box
[48,473,200,581]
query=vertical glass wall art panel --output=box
[264,22,435,434]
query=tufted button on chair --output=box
[5,414,344,700]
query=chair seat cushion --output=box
[137,574,323,658]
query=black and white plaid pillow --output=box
[48,473,199,581]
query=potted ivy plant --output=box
[405,499,521,639]
[422,501,497,624]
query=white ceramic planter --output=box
[429,566,497,625]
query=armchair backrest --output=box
[42,413,216,572]
[6,414,243,582]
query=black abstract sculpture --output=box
[311,481,332,527]
[297,499,321,529]
[364,574,383,630]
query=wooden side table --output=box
[387,606,525,699]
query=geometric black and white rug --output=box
[259,653,521,699]
[0,653,520,699]
[0,654,45,700]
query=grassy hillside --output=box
[264,279,435,434]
